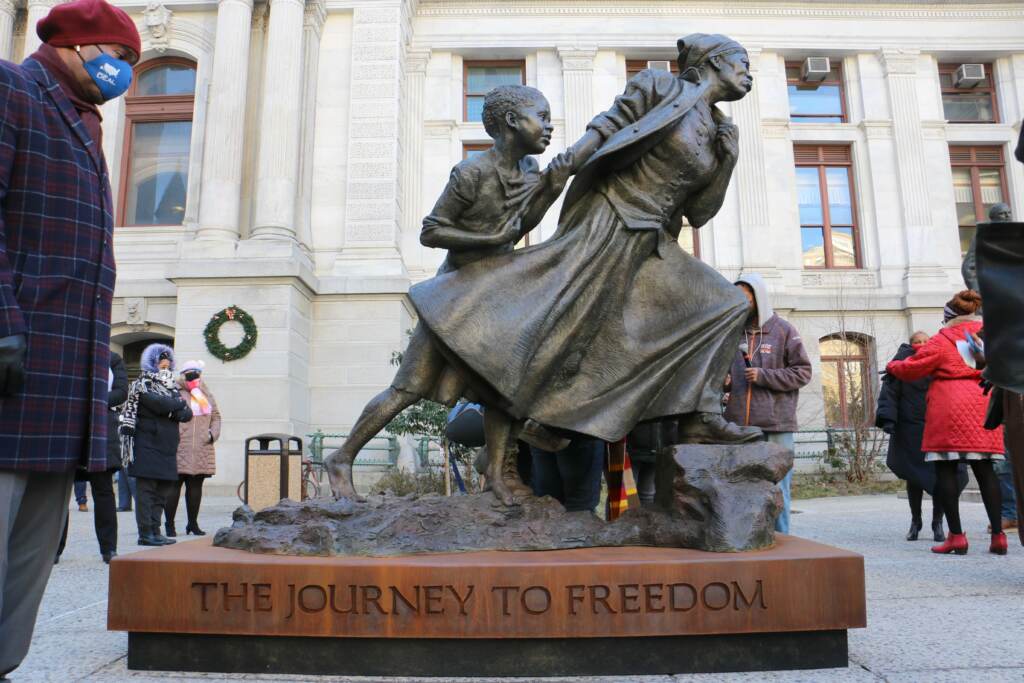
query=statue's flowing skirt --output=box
[408,193,747,442]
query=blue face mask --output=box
[77,47,133,101]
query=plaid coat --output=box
[0,57,115,472]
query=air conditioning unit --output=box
[954,63,985,89]
[646,60,672,72]
[801,57,831,82]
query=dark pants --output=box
[57,471,118,559]
[996,457,1017,521]
[530,438,604,513]
[134,477,175,536]
[88,471,117,554]
[73,481,87,505]
[165,474,206,529]
[632,459,657,507]
[116,470,136,510]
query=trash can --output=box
[244,434,303,512]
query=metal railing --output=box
[305,430,400,468]
[305,427,888,471]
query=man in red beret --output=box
[0,0,139,677]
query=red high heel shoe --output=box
[932,532,969,555]
[989,532,1008,555]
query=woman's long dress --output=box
[410,70,747,442]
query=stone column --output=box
[879,49,948,293]
[195,0,255,243]
[23,0,58,58]
[294,0,326,250]
[0,0,16,62]
[250,0,306,241]
[335,4,407,275]
[557,46,597,146]
[731,47,774,272]
[400,48,430,244]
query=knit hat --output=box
[180,359,205,374]
[37,0,141,64]
[943,289,982,322]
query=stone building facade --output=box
[1,0,1021,486]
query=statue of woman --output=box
[408,34,762,492]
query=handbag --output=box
[445,401,485,447]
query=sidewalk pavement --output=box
[12,492,1024,682]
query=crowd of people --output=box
[59,344,223,555]
[882,291,1010,555]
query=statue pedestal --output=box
[108,536,865,676]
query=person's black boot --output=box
[102,551,117,564]
[678,412,762,444]
[165,522,177,538]
[906,519,923,541]
[186,523,206,536]
[932,519,946,542]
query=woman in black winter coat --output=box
[122,344,192,546]
[877,332,965,542]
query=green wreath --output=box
[203,306,258,361]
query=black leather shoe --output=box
[932,520,946,542]
[186,524,207,536]
[152,533,176,546]
[165,523,177,538]
[906,519,922,541]
[678,412,762,444]
[138,534,162,546]
[102,551,117,564]
[116,506,132,512]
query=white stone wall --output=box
[2,1,1022,486]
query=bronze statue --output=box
[325,85,573,501]
[328,34,763,504]
[963,202,1012,292]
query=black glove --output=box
[0,334,27,397]
[879,421,896,436]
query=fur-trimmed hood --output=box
[141,343,175,373]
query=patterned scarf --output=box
[186,379,212,416]
[119,369,177,467]
[605,440,640,520]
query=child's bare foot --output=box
[486,452,519,506]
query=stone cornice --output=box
[418,1,1024,21]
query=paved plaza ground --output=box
[14,492,1024,682]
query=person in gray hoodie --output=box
[724,273,812,533]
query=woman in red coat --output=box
[887,290,1006,555]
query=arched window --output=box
[118,58,197,227]
[819,334,872,427]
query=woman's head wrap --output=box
[676,33,746,83]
